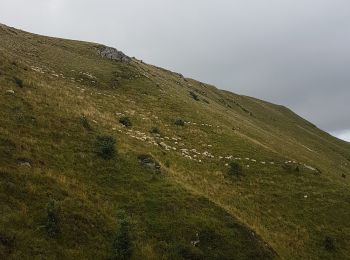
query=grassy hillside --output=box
[0,23,349,259]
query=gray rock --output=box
[138,154,161,172]
[97,46,131,63]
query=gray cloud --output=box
[1,0,349,134]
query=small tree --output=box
[229,161,243,176]
[95,135,116,160]
[112,211,132,259]
[119,117,132,128]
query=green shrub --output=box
[324,236,336,251]
[229,161,243,176]
[80,115,92,131]
[45,200,60,238]
[95,136,116,160]
[112,211,132,259]
[175,118,185,126]
[119,117,132,128]
[189,91,199,101]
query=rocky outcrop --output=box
[97,46,131,63]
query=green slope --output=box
[0,23,349,259]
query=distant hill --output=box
[0,23,349,259]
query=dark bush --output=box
[13,77,23,88]
[189,91,199,101]
[46,200,60,238]
[229,161,243,176]
[95,136,116,160]
[112,211,132,259]
[324,236,336,251]
[150,127,160,135]
[80,115,93,131]
[119,117,132,128]
[175,118,185,126]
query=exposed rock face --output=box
[97,46,131,63]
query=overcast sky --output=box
[1,0,349,141]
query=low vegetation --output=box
[119,117,132,128]
[13,76,23,88]
[324,236,336,251]
[150,127,160,135]
[174,118,185,126]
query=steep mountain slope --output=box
[0,24,349,259]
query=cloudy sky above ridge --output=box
[1,0,349,141]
